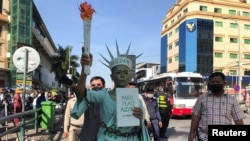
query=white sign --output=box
[116,88,139,127]
[13,46,40,73]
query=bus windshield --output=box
[174,77,205,98]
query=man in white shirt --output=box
[63,92,84,141]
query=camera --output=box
[59,75,73,86]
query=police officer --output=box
[143,88,162,141]
[158,91,172,138]
[63,92,84,141]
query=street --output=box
[1,113,249,141]
[163,117,191,141]
[163,114,250,141]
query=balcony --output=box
[0,14,9,23]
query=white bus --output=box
[137,72,207,117]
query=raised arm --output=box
[72,47,93,99]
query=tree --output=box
[50,45,80,82]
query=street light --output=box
[68,47,71,74]
[223,17,241,94]
[67,47,72,97]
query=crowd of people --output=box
[59,44,248,141]
[1,42,249,141]
[0,88,68,126]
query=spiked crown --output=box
[99,41,142,70]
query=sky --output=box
[33,0,176,88]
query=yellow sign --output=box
[16,80,32,86]
[15,88,23,93]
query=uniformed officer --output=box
[63,92,84,141]
[158,91,172,138]
[143,88,162,141]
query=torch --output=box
[79,2,95,75]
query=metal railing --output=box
[0,108,41,141]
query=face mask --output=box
[147,94,154,98]
[209,84,224,94]
[92,87,103,91]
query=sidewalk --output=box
[0,113,65,141]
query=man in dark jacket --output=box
[143,88,162,141]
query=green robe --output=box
[71,89,150,141]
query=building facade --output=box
[0,0,10,87]
[136,62,160,81]
[161,0,250,87]
[0,1,60,91]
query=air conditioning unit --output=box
[6,52,10,59]
[152,65,160,75]
[239,0,247,3]
[237,11,241,16]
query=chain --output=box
[87,101,137,137]
[77,89,138,137]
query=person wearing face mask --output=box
[188,72,246,141]
[62,76,105,141]
[79,76,105,141]
[143,88,162,141]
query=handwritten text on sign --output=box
[116,88,139,127]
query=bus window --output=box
[165,81,173,96]
[175,77,204,98]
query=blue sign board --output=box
[234,84,240,91]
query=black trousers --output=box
[160,112,170,136]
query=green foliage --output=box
[50,45,80,82]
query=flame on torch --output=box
[79,1,95,75]
[79,2,95,21]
